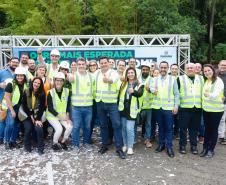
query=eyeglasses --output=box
[89,64,97,67]
[60,68,69,71]
[51,55,59,58]
[55,79,64,82]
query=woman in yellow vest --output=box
[20,77,46,154]
[46,72,73,151]
[3,67,27,149]
[118,67,144,155]
[201,64,224,158]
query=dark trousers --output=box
[154,108,173,149]
[179,108,202,147]
[23,118,44,151]
[96,102,123,150]
[203,111,223,152]
[173,112,179,135]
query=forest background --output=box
[0,0,225,63]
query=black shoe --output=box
[191,146,198,155]
[179,146,186,154]
[220,138,226,145]
[61,143,68,150]
[155,145,165,153]
[38,150,44,155]
[200,149,208,157]
[52,143,62,151]
[205,150,214,158]
[24,147,32,153]
[116,149,126,159]
[98,146,108,154]
[11,142,21,149]
[5,142,11,150]
[167,148,175,158]
[0,139,3,145]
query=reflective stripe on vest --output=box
[46,88,69,120]
[118,83,141,118]
[151,75,175,110]
[95,70,118,103]
[179,74,203,108]
[71,73,93,106]
[141,76,153,109]
[202,78,224,112]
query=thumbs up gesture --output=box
[103,73,109,83]
[128,83,134,94]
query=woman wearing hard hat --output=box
[46,72,73,151]
[3,67,27,149]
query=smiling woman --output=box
[19,77,46,155]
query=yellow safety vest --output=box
[95,70,118,103]
[118,83,142,118]
[151,75,175,110]
[179,74,203,108]
[71,73,93,106]
[141,76,153,110]
[2,83,27,109]
[46,88,69,120]
[202,77,224,112]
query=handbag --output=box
[18,105,28,122]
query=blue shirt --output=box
[0,68,14,101]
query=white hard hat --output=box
[15,67,26,75]
[54,72,65,80]
[59,61,70,69]
[50,49,60,56]
[140,61,150,68]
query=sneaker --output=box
[83,144,93,152]
[199,137,204,144]
[52,143,62,151]
[145,140,153,148]
[127,148,134,155]
[122,146,127,152]
[72,146,80,154]
[219,138,226,145]
[61,143,68,150]
[5,142,11,150]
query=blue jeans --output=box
[121,117,135,149]
[0,119,5,141]
[5,109,20,143]
[154,108,173,149]
[71,106,92,147]
[96,102,123,150]
[141,109,152,139]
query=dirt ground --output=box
[0,131,226,185]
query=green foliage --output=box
[0,0,225,62]
[213,43,226,62]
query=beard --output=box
[142,72,149,79]
[10,66,16,71]
[21,60,28,65]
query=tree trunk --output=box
[208,0,216,63]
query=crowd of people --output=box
[0,48,226,159]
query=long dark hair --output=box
[14,74,27,85]
[203,64,217,84]
[119,67,139,96]
[29,77,44,97]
